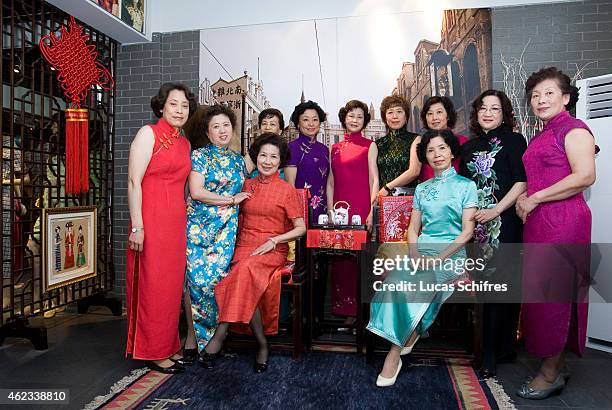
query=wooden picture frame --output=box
[42,206,97,292]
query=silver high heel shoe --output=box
[376,358,403,387]
[516,375,565,400]
[523,366,571,385]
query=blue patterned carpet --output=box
[130,352,499,410]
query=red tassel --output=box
[65,108,89,194]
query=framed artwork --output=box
[120,0,145,33]
[90,0,120,17]
[42,206,97,291]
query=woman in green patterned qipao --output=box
[376,95,422,196]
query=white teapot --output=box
[331,201,350,225]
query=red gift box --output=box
[306,229,368,250]
[378,196,414,242]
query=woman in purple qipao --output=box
[284,100,330,221]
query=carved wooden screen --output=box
[1,0,116,325]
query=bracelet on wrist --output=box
[384,185,393,194]
[231,196,235,205]
[268,237,278,248]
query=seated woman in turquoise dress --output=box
[367,129,478,387]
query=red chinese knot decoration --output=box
[39,16,114,193]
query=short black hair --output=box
[470,89,516,135]
[421,96,457,130]
[290,100,327,127]
[525,66,579,111]
[416,129,460,164]
[338,100,371,130]
[150,82,198,119]
[248,132,291,168]
[202,104,237,137]
[258,108,285,130]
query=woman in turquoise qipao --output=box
[367,129,477,387]
[186,105,250,353]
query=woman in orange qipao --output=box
[202,133,306,373]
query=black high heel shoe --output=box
[147,360,185,374]
[253,345,269,373]
[253,361,268,373]
[198,351,219,369]
[172,348,198,366]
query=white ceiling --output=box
[150,0,571,34]
[46,0,571,44]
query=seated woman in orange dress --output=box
[202,133,306,373]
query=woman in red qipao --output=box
[326,100,379,324]
[125,83,197,374]
[202,133,306,373]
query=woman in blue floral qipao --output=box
[186,105,250,355]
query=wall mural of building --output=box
[208,73,270,153]
[396,8,492,136]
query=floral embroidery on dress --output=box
[467,137,502,249]
[422,185,440,202]
[310,195,322,209]
[420,167,456,202]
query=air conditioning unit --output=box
[576,73,612,353]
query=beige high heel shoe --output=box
[376,358,403,387]
[400,334,420,356]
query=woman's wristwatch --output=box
[131,227,143,233]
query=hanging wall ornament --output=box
[39,16,114,194]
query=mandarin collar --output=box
[256,171,280,184]
[478,124,511,139]
[344,131,363,143]
[388,127,412,141]
[157,117,181,135]
[298,133,317,144]
[433,166,456,182]
[543,110,570,131]
[209,143,230,153]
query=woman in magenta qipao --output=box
[327,100,379,319]
[515,67,596,400]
